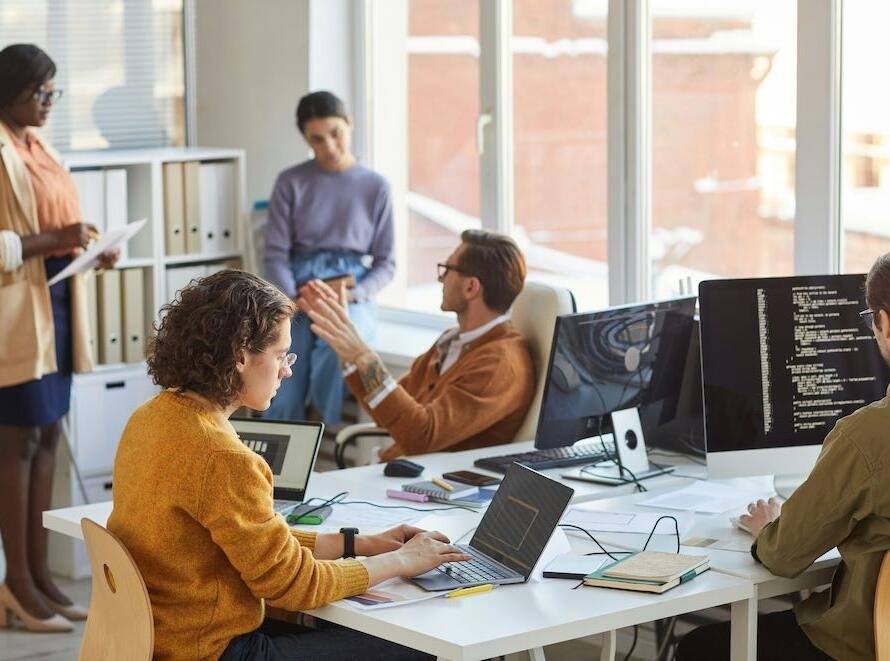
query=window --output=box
[649,1,797,299]
[402,0,481,313]
[0,0,185,151]
[513,0,608,312]
[841,1,890,273]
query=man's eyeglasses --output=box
[33,88,63,105]
[860,308,876,329]
[276,353,298,368]
[437,262,472,279]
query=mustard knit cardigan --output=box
[108,391,370,660]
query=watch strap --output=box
[340,527,358,558]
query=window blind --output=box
[0,0,186,151]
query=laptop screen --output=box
[230,418,324,501]
[469,464,574,578]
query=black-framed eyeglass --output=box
[33,88,63,105]
[860,308,876,329]
[437,262,471,279]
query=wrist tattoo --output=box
[355,351,390,394]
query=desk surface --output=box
[44,441,818,661]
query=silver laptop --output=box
[231,418,324,514]
[411,463,574,591]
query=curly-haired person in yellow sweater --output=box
[107,270,468,661]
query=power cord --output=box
[285,491,481,525]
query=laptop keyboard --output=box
[437,546,515,585]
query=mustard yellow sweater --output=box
[107,391,370,660]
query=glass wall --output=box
[649,1,796,298]
[841,1,890,274]
[512,0,608,312]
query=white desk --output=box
[559,480,840,659]
[43,446,762,660]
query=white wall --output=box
[193,0,311,205]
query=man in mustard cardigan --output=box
[302,229,535,461]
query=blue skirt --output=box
[0,256,73,427]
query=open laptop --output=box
[411,463,574,591]
[230,418,324,514]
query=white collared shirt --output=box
[436,313,511,375]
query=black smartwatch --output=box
[340,527,359,558]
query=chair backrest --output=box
[509,280,577,443]
[79,518,154,661]
[876,549,890,660]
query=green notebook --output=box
[583,551,709,594]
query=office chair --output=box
[875,549,890,660]
[79,518,154,661]
[333,281,576,468]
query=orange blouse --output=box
[13,129,81,256]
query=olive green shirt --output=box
[753,386,890,661]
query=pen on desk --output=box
[445,584,495,599]
[432,476,454,492]
[386,489,429,503]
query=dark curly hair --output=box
[146,270,295,408]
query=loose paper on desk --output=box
[562,506,694,537]
[638,481,755,514]
[413,511,481,545]
[529,527,571,582]
[289,500,427,534]
[341,578,439,611]
[48,219,147,286]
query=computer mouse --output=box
[383,458,424,477]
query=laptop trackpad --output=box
[411,569,461,591]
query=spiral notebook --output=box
[402,480,478,501]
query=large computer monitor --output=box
[699,274,890,481]
[535,296,700,452]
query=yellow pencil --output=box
[432,476,454,492]
[446,584,495,599]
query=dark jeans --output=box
[675,609,833,661]
[219,617,433,661]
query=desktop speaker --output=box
[609,407,650,474]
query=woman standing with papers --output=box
[0,44,118,632]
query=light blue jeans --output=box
[265,251,376,425]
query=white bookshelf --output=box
[49,147,247,578]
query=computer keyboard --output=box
[473,442,613,473]
[438,546,514,584]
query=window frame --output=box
[357,0,843,317]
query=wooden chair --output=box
[876,549,890,660]
[79,518,154,661]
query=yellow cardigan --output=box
[108,391,370,660]
[0,123,92,388]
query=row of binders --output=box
[166,261,241,306]
[71,168,133,260]
[163,161,237,256]
[84,268,147,365]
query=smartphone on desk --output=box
[442,470,501,487]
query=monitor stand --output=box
[773,473,808,500]
[562,407,675,486]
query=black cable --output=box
[286,491,480,524]
[623,625,639,661]
[558,524,631,562]
[641,515,680,554]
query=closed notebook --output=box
[402,480,478,501]
[602,551,708,583]
[584,560,709,594]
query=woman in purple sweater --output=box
[264,91,394,424]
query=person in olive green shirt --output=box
[678,253,890,661]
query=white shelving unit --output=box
[49,147,247,578]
